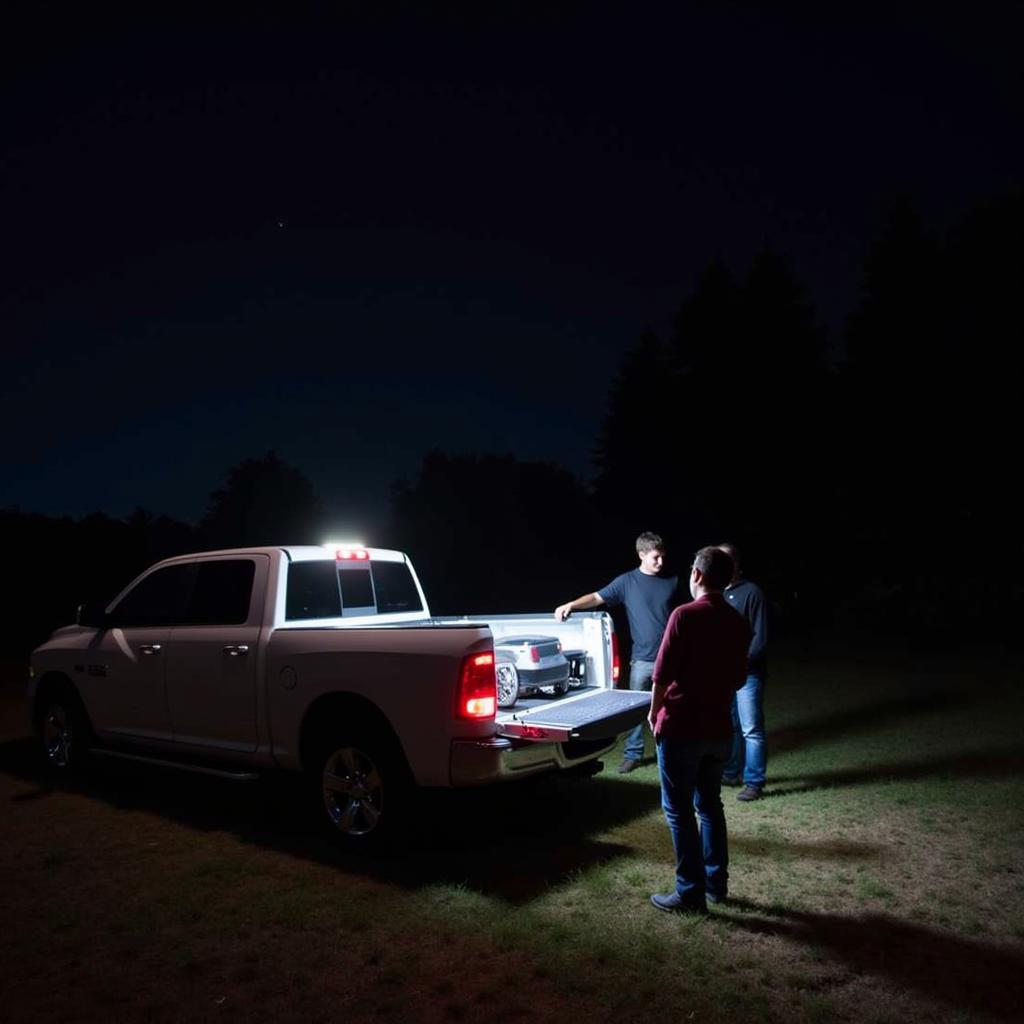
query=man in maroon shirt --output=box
[648,545,751,914]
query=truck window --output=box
[183,560,256,625]
[372,561,423,614]
[110,563,193,627]
[284,559,422,619]
[286,561,341,620]
[338,566,375,614]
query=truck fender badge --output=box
[87,664,108,677]
[280,666,298,691]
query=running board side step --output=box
[90,747,261,781]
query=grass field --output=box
[1,644,1022,1023]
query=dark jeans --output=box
[622,659,655,762]
[656,735,732,901]
[723,674,766,786]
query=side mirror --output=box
[77,602,111,629]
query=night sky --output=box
[2,5,1021,538]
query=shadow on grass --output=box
[763,750,1024,797]
[722,896,1024,1021]
[0,736,662,904]
[770,688,981,757]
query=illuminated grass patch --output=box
[0,647,1022,1023]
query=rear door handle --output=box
[223,644,249,657]
[139,644,162,656]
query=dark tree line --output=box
[586,194,1023,639]
[0,453,326,652]
[3,192,1020,654]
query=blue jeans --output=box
[622,660,655,762]
[656,736,731,901]
[723,674,766,787]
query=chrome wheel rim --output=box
[495,662,518,707]
[43,705,72,768]
[322,746,384,836]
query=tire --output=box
[311,725,410,847]
[38,690,92,773]
[549,674,570,698]
[495,660,520,709]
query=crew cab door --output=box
[164,555,268,752]
[82,561,193,740]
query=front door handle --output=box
[223,644,249,657]
[139,644,162,656]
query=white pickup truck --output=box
[29,545,649,844]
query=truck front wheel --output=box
[38,690,92,773]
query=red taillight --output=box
[611,629,620,684]
[530,646,540,664]
[336,548,369,560]
[457,651,496,719]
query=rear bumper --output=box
[449,734,613,787]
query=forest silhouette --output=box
[2,192,1020,654]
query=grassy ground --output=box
[1,645,1022,1023]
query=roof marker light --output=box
[335,548,369,561]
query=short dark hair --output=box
[636,531,664,555]
[693,545,734,591]
[718,542,740,570]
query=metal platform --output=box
[496,689,651,743]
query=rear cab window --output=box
[285,555,423,621]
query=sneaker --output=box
[706,891,727,905]
[617,758,642,774]
[650,892,708,915]
[721,775,741,787]
[736,785,763,802]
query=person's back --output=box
[648,545,751,916]
[652,592,751,740]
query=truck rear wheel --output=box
[311,726,410,847]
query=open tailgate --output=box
[496,689,651,743]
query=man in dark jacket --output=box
[648,545,751,914]
[719,543,769,801]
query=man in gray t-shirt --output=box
[555,531,679,773]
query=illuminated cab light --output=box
[457,651,496,720]
[322,540,369,560]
